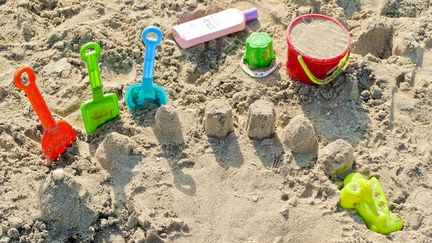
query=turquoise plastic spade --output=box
[125,26,168,111]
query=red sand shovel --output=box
[14,67,77,163]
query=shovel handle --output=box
[14,67,57,131]
[141,26,163,90]
[80,42,104,101]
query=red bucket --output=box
[286,14,351,85]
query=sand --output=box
[291,18,349,58]
[1,0,432,242]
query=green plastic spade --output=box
[80,42,119,133]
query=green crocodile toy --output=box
[340,173,404,235]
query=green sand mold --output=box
[244,32,275,68]
[80,42,119,133]
[340,173,404,235]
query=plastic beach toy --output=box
[286,14,351,85]
[173,8,258,49]
[14,67,77,161]
[340,173,404,235]
[125,26,168,111]
[241,32,279,77]
[80,42,119,133]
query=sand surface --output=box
[1,0,432,242]
[291,18,349,58]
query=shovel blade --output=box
[125,84,168,111]
[41,120,77,160]
[80,93,120,133]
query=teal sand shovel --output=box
[80,42,120,133]
[125,26,168,111]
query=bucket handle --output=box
[297,51,350,85]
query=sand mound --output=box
[204,99,234,138]
[38,169,97,240]
[95,132,135,170]
[318,139,354,180]
[282,115,318,167]
[352,19,393,59]
[246,100,276,139]
[155,105,181,135]
[1,0,431,242]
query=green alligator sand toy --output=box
[340,173,404,235]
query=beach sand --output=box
[0,0,431,242]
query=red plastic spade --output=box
[14,67,77,161]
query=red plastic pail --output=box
[286,14,351,85]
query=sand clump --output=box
[290,17,348,58]
[381,0,430,17]
[392,31,425,65]
[246,100,276,139]
[282,115,318,167]
[131,228,146,243]
[38,169,97,240]
[352,19,393,59]
[7,228,19,239]
[155,105,181,135]
[283,115,318,154]
[155,105,184,145]
[95,132,135,170]
[204,99,234,138]
[318,139,354,180]
[336,0,361,16]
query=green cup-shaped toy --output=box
[243,32,275,69]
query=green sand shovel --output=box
[80,42,119,133]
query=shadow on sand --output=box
[294,76,372,146]
[101,153,143,212]
[152,120,197,196]
[251,135,284,169]
[39,173,97,241]
[208,132,244,168]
